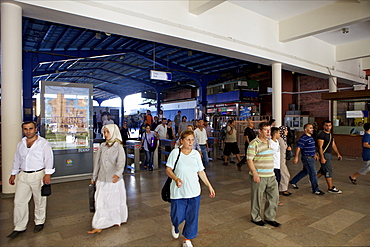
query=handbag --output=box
[286,149,293,160]
[41,184,51,196]
[161,148,181,203]
[145,133,158,152]
[89,183,96,213]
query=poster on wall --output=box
[41,82,92,153]
[239,105,251,120]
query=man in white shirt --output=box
[155,118,168,139]
[194,119,209,166]
[103,114,114,126]
[157,110,166,124]
[7,121,55,238]
[101,107,110,123]
[96,110,102,133]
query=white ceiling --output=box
[228,0,370,46]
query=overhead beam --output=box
[337,38,370,61]
[279,1,370,42]
[189,0,225,15]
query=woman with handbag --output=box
[166,130,215,247]
[87,124,128,234]
[278,126,293,196]
[141,125,156,171]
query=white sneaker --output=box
[183,240,193,247]
[328,186,342,194]
[171,225,179,239]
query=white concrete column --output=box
[329,76,338,123]
[1,3,23,194]
[272,63,282,126]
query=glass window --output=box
[333,100,369,135]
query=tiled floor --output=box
[1,156,370,246]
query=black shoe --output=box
[33,224,44,233]
[290,182,299,189]
[251,220,265,226]
[265,220,281,227]
[314,190,325,195]
[7,230,25,238]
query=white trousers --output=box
[14,170,47,231]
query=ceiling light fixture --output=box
[95,33,101,39]
[342,28,349,34]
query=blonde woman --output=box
[88,124,128,234]
[166,130,215,247]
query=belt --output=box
[23,168,44,173]
[199,144,206,146]
[302,155,314,158]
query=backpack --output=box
[220,126,228,140]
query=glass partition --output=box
[333,100,369,135]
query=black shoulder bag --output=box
[161,148,181,203]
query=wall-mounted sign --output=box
[346,110,367,118]
[150,70,172,81]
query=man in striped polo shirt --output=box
[247,122,280,227]
[290,124,325,195]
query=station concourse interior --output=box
[1,1,370,246]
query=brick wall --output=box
[298,76,329,118]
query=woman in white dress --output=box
[87,124,128,234]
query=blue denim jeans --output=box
[290,156,319,192]
[144,150,154,170]
[200,145,209,167]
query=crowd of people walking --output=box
[6,113,370,247]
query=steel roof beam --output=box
[50,27,70,51]
[64,29,88,50]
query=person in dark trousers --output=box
[290,124,325,195]
[120,121,130,146]
[317,120,342,193]
[237,119,256,171]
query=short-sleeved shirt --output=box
[269,139,280,169]
[244,127,256,146]
[174,114,181,126]
[225,126,237,143]
[166,149,204,199]
[247,138,274,177]
[317,131,333,153]
[194,128,208,145]
[178,122,188,134]
[155,124,167,139]
[297,134,316,156]
[362,132,370,161]
[142,131,155,151]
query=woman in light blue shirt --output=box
[166,130,215,247]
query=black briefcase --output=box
[41,184,51,196]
